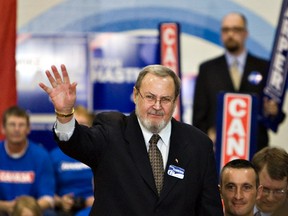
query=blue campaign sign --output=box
[16,34,89,151]
[89,34,160,113]
[16,34,89,113]
[263,0,288,132]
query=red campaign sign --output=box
[220,94,252,168]
[160,23,179,74]
[159,22,182,121]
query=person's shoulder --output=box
[247,52,269,64]
[172,119,212,141]
[199,54,226,67]
[0,142,6,156]
[172,120,214,151]
[97,111,126,119]
[49,146,62,157]
[27,140,50,156]
[0,141,4,149]
[94,111,130,126]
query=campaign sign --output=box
[16,34,89,151]
[159,22,182,121]
[89,33,160,113]
[16,34,89,113]
[215,93,258,172]
[263,0,288,131]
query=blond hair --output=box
[12,196,42,216]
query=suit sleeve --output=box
[193,63,210,133]
[197,141,223,216]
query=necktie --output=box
[230,59,241,90]
[148,134,164,195]
[254,211,261,216]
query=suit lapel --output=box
[124,114,194,199]
[218,56,235,91]
[158,119,192,202]
[124,112,158,195]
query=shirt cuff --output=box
[54,117,75,141]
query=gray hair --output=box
[134,65,181,99]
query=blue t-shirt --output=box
[0,140,55,200]
[50,147,93,199]
[75,207,91,216]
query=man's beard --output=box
[224,38,240,53]
[140,117,166,134]
[136,108,168,133]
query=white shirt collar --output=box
[226,50,247,71]
[137,118,171,149]
[4,140,29,159]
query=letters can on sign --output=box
[221,94,252,168]
[159,22,182,121]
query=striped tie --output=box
[148,134,164,195]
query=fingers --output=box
[263,97,279,116]
[61,64,71,84]
[51,65,64,85]
[44,64,71,87]
[43,67,58,88]
[38,82,51,94]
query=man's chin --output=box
[145,120,166,133]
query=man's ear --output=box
[218,184,223,199]
[256,185,263,200]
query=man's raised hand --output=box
[39,64,77,119]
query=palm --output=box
[39,64,77,112]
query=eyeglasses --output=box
[221,27,246,34]
[137,89,174,105]
[262,187,287,198]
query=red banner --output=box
[217,93,256,170]
[159,22,182,121]
[0,0,17,139]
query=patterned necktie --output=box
[148,134,164,195]
[254,211,261,216]
[230,59,241,90]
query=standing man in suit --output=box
[39,64,224,216]
[193,12,284,151]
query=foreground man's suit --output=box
[56,111,224,216]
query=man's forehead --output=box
[222,14,245,26]
[6,115,27,122]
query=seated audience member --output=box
[12,196,42,216]
[0,106,55,216]
[252,147,288,216]
[219,159,262,216]
[50,105,94,215]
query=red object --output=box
[160,22,182,121]
[0,0,17,139]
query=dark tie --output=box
[254,211,261,216]
[148,134,164,195]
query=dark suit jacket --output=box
[56,111,223,216]
[272,199,288,216]
[193,53,269,150]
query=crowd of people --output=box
[0,11,287,216]
[0,106,94,216]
